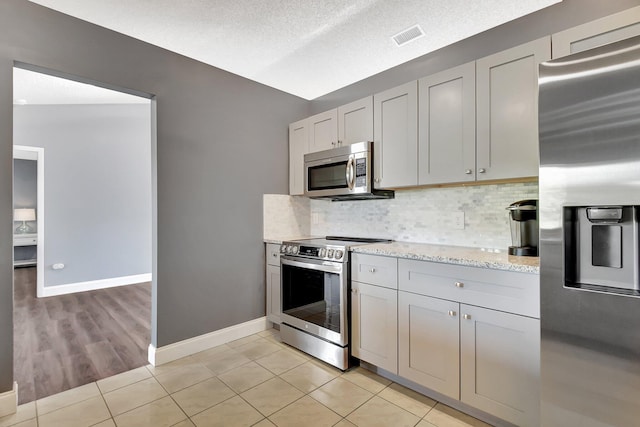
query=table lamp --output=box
[14,208,36,234]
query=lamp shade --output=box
[14,208,36,222]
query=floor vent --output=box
[392,24,425,47]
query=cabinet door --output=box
[398,291,459,399]
[266,264,281,324]
[476,37,550,181]
[373,81,418,188]
[308,109,338,153]
[289,119,308,195]
[418,62,476,185]
[266,243,281,267]
[351,281,398,374]
[460,305,540,427]
[553,6,640,58]
[338,96,373,146]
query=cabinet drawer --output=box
[351,253,398,289]
[14,235,37,246]
[266,243,281,266]
[398,259,539,318]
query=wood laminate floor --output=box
[13,267,151,404]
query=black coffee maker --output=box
[506,199,538,256]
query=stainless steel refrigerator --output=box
[539,35,640,426]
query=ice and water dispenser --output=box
[564,206,639,294]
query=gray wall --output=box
[310,0,640,114]
[0,0,309,393]
[14,104,152,287]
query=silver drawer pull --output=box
[464,169,472,175]
[369,268,376,273]
[448,310,457,317]
[455,281,464,288]
[463,314,472,320]
[478,168,486,173]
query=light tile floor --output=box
[0,328,492,427]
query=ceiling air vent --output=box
[392,24,425,47]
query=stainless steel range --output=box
[279,236,392,370]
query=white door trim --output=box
[13,145,45,297]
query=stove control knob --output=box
[319,248,327,257]
[291,246,299,254]
[286,245,293,254]
[280,245,287,253]
[327,249,335,258]
[334,250,344,260]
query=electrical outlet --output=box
[311,212,320,225]
[453,211,465,230]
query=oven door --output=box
[280,255,348,346]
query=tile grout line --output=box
[94,380,116,426]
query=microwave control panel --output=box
[355,158,367,187]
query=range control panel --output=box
[280,243,345,261]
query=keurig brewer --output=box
[507,199,539,256]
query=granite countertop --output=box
[263,235,316,244]
[351,241,539,274]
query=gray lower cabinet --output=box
[398,258,540,427]
[351,281,398,374]
[398,291,459,399]
[265,243,281,324]
[351,253,398,374]
[459,304,540,427]
[351,253,540,426]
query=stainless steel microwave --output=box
[303,141,394,201]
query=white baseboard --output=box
[148,317,269,366]
[0,382,18,418]
[40,273,152,297]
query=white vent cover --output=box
[392,24,425,47]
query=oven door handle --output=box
[281,256,343,273]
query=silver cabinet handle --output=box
[455,281,464,288]
[369,267,376,273]
[448,310,457,317]
[464,169,472,175]
[463,314,472,320]
[374,178,380,183]
[352,288,358,294]
[478,168,486,173]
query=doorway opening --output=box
[12,65,156,404]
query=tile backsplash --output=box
[265,181,538,250]
[263,194,310,240]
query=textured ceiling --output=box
[27,0,561,100]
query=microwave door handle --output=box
[346,157,355,190]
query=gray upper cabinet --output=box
[476,37,550,181]
[288,118,308,196]
[308,109,338,153]
[337,96,373,145]
[373,81,418,189]
[418,62,476,185]
[553,6,640,58]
